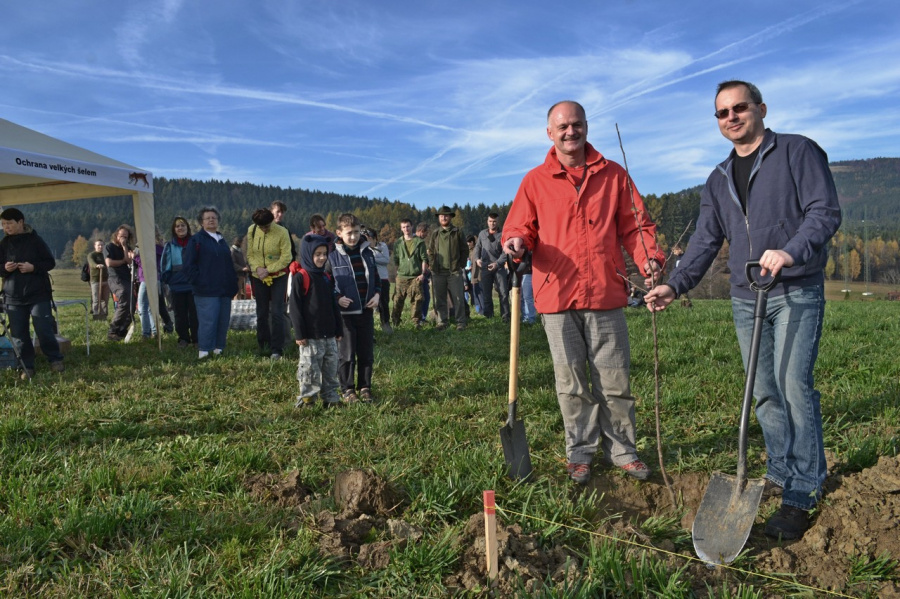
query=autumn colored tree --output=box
[71,235,90,268]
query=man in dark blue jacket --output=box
[645,80,842,540]
[0,208,64,379]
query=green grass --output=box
[1,286,898,596]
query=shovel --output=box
[499,268,533,481]
[692,261,780,565]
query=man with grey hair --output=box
[503,100,664,485]
[645,80,842,540]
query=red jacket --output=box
[503,143,664,314]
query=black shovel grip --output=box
[745,260,782,292]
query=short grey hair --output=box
[716,80,763,104]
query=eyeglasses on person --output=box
[714,101,756,120]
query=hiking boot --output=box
[20,368,35,381]
[621,459,651,481]
[359,388,374,403]
[764,504,810,540]
[50,361,65,373]
[566,462,591,485]
[763,479,783,499]
[342,390,359,404]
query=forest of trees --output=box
[8,157,900,297]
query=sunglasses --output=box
[714,101,756,119]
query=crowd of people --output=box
[2,82,841,542]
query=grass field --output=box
[2,272,898,596]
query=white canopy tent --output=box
[0,117,159,338]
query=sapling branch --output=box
[616,123,678,510]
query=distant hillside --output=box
[5,158,898,275]
[645,157,900,245]
[829,158,900,223]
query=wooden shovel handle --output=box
[508,285,521,406]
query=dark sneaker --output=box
[107,332,123,342]
[763,479,783,499]
[764,504,810,540]
[359,388,374,403]
[163,324,174,334]
[566,462,591,485]
[342,390,359,404]
[178,339,190,348]
[622,459,651,480]
[50,361,65,373]
[381,322,393,334]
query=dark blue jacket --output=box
[667,129,842,300]
[328,240,381,315]
[182,230,238,298]
[160,239,192,293]
[0,226,55,306]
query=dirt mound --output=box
[244,470,312,507]
[244,459,900,595]
[444,512,580,595]
[753,454,900,597]
[333,468,405,519]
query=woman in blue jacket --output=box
[161,216,199,348]
[182,207,237,359]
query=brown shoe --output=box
[342,390,359,404]
[359,388,374,403]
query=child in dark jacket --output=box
[290,234,343,408]
[328,213,381,403]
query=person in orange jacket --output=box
[503,100,663,485]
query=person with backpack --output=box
[289,234,342,408]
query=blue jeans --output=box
[194,295,231,353]
[731,285,826,510]
[520,273,536,323]
[137,281,157,337]
[6,301,63,369]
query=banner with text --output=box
[0,146,153,193]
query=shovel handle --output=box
[745,260,782,292]
[508,269,522,411]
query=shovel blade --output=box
[499,419,533,481]
[692,473,765,565]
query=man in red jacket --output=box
[503,101,663,485]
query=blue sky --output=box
[2,0,897,209]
